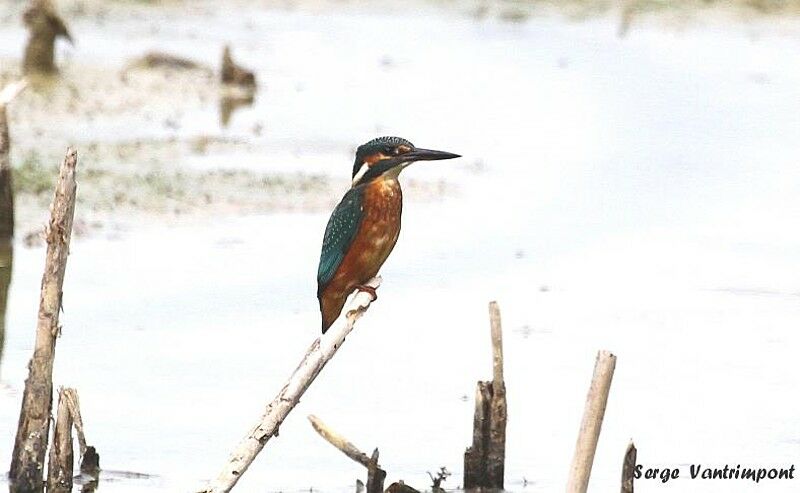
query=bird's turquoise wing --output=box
[317,187,364,292]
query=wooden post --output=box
[201,277,381,493]
[565,350,617,493]
[0,81,25,382]
[463,301,507,489]
[9,148,78,492]
[620,441,636,493]
[47,388,74,493]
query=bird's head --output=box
[351,136,460,187]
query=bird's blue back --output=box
[316,186,364,295]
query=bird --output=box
[316,136,460,333]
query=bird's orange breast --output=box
[318,177,404,330]
[341,177,402,283]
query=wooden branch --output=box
[201,277,382,493]
[308,415,372,468]
[620,440,636,493]
[0,79,27,241]
[47,387,74,493]
[307,415,385,493]
[566,350,617,493]
[9,148,78,491]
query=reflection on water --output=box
[0,240,9,379]
[219,93,255,128]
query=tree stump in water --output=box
[9,148,79,492]
[22,0,73,75]
[221,45,256,88]
[463,302,507,489]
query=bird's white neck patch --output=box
[352,163,369,186]
[352,161,410,186]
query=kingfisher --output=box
[316,136,460,333]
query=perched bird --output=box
[316,136,460,332]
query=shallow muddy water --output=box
[1,2,800,492]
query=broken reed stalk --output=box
[463,301,507,489]
[9,148,78,492]
[201,277,382,493]
[307,415,386,493]
[486,301,506,486]
[620,441,636,493]
[565,350,617,493]
[47,388,75,493]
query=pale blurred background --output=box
[0,1,799,492]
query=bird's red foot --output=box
[355,284,378,301]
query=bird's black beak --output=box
[405,147,461,162]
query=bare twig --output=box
[201,277,382,493]
[620,440,637,493]
[307,415,386,493]
[566,350,617,493]
[9,148,78,491]
[427,467,451,492]
[308,415,372,468]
